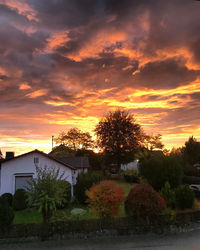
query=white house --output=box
[121,159,139,171]
[0,149,90,197]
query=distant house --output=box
[0,149,90,197]
[121,159,139,171]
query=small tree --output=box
[86,180,125,218]
[27,166,68,223]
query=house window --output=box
[15,175,33,191]
[34,157,39,164]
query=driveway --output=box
[1,229,200,250]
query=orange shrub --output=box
[125,184,166,217]
[86,180,125,218]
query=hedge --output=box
[182,176,200,185]
[1,211,200,240]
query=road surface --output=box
[1,229,200,250]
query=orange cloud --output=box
[26,89,48,98]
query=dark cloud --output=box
[133,58,200,89]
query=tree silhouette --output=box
[95,110,142,169]
[55,127,94,151]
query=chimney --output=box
[6,152,15,160]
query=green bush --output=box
[139,155,183,190]
[1,193,13,207]
[27,166,68,223]
[182,176,200,184]
[0,197,14,232]
[160,182,176,209]
[74,171,104,204]
[57,180,71,208]
[175,185,195,210]
[125,184,166,217]
[124,169,139,183]
[13,189,28,210]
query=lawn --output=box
[13,180,135,224]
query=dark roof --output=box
[57,156,90,169]
[0,149,76,170]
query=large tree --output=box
[95,110,142,168]
[55,127,94,151]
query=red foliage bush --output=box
[86,180,125,218]
[125,184,166,217]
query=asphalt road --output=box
[1,230,200,250]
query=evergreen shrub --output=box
[0,197,14,232]
[1,193,13,207]
[13,189,28,210]
[175,185,195,210]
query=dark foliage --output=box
[95,110,142,168]
[0,197,14,232]
[182,137,200,166]
[57,180,71,208]
[175,185,195,210]
[125,184,166,217]
[1,193,13,207]
[139,155,183,190]
[13,189,28,211]
[183,176,200,185]
[74,172,104,204]
[55,128,94,151]
[160,182,176,209]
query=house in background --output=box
[0,149,90,197]
[121,159,139,172]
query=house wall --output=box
[121,160,139,171]
[0,152,75,197]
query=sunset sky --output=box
[0,0,200,156]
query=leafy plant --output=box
[57,180,71,208]
[13,189,28,210]
[0,197,14,232]
[27,166,68,223]
[125,184,166,217]
[175,185,195,210]
[86,180,125,218]
[160,182,176,209]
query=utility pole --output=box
[52,135,54,150]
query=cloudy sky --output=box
[0,0,200,155]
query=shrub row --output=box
[1,210,200,240]
[139,155,183,190]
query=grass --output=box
[14,208,42,224]
[13,180,135,224]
